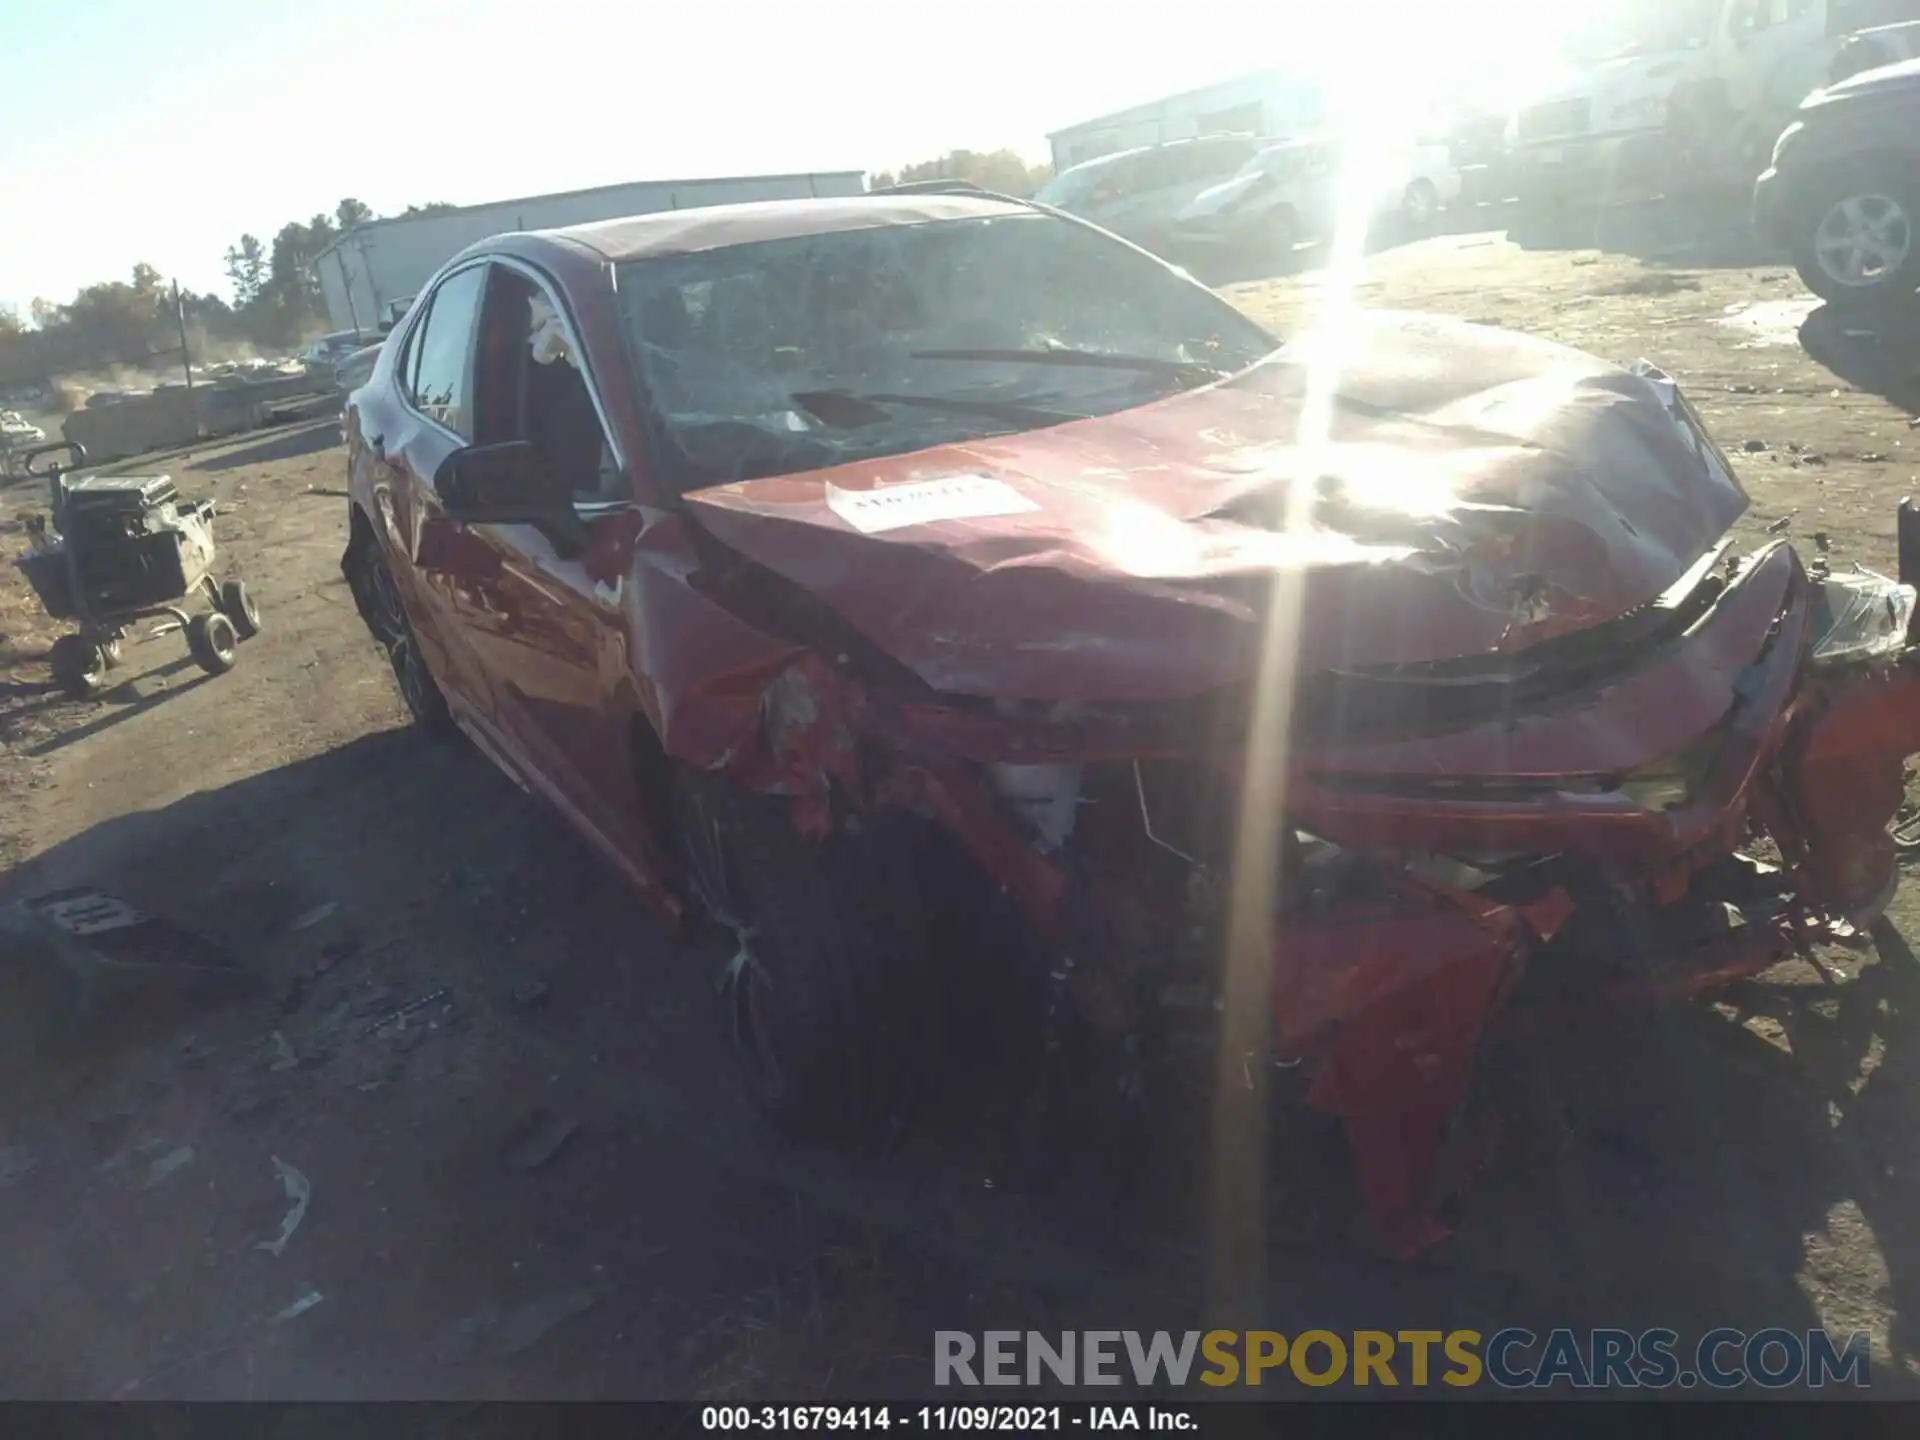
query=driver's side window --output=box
[406,266,488,438]
[470,267,627,506]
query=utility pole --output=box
[172,279,194,403]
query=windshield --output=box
[1033,157,1125,208]
[614,212,1277,494]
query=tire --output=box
[186,611,238,675]
[48,634,106,699]
[355,544,453,736]
[1791,167,1920,307]
[1265,206,1301,271]
[1401,178,1440,236]
[670,771,948,1148]
[219,580,261,639]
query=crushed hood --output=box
[682,311,1749,703]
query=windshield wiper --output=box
[910,346,1230,383]
[790,388,1087,427]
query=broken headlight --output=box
[1808,568,1916,668]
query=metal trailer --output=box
[310,171,869,336]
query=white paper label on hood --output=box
[825,474,1040,535]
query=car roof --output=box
[528,192,1033,264]
[1057,134,1258,178]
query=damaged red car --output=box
[341,187,1920,1255]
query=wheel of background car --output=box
[1402,178,1440,234]
[669,769,948,1149]
[220,579,261,640]
[358,546,454,736]
[187,611,238,676]
[1271,205,1300,261]
[1794,168,1920,306]
[49,633,106,699]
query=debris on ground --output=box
[501,1107,579,1174]
[361,986,453,1040]
[271,1287,325,1324]
[487,1282,613,1359]
[290,903,338,932]
[255,1156,311,1257]
[509,979,550,1011]
[141,1144,195,1190]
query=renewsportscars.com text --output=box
[934,1328,1873,1390]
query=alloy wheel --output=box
[1814,193,1914,289]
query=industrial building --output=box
[310,171,868,336]
[1045,70,1331,172]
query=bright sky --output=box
[0,0,1589,315]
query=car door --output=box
[435,260,653,865]
[376,261,506,728]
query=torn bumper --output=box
[1268,536,1920,1254]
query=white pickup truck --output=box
[1503,0,1920,206]
[1670,0,1920,181]
[1501,4,1717,208]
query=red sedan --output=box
[340,187,1920,1255]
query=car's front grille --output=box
[1517,98,1591,142]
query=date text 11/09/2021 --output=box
[701,1407,1191,1431]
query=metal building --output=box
[1045,70,1331,172]
[310,171,868,335]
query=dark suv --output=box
[1754,55,1920,304]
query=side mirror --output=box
[434,441,588,554]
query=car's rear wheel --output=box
[670,771,949,1149]
[358,544,453,736]
[1793,167,1920,306]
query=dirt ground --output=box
[6,207,1920,1400]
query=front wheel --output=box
[670,772,947,1148]
[355,544,453,736]
[1793,170,1920,306]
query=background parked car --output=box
[1170,135,1462,261]
[331,340,384,397]
[297,329,378,387]
[1032,134,1265,251]
[1754,54,1920,303]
